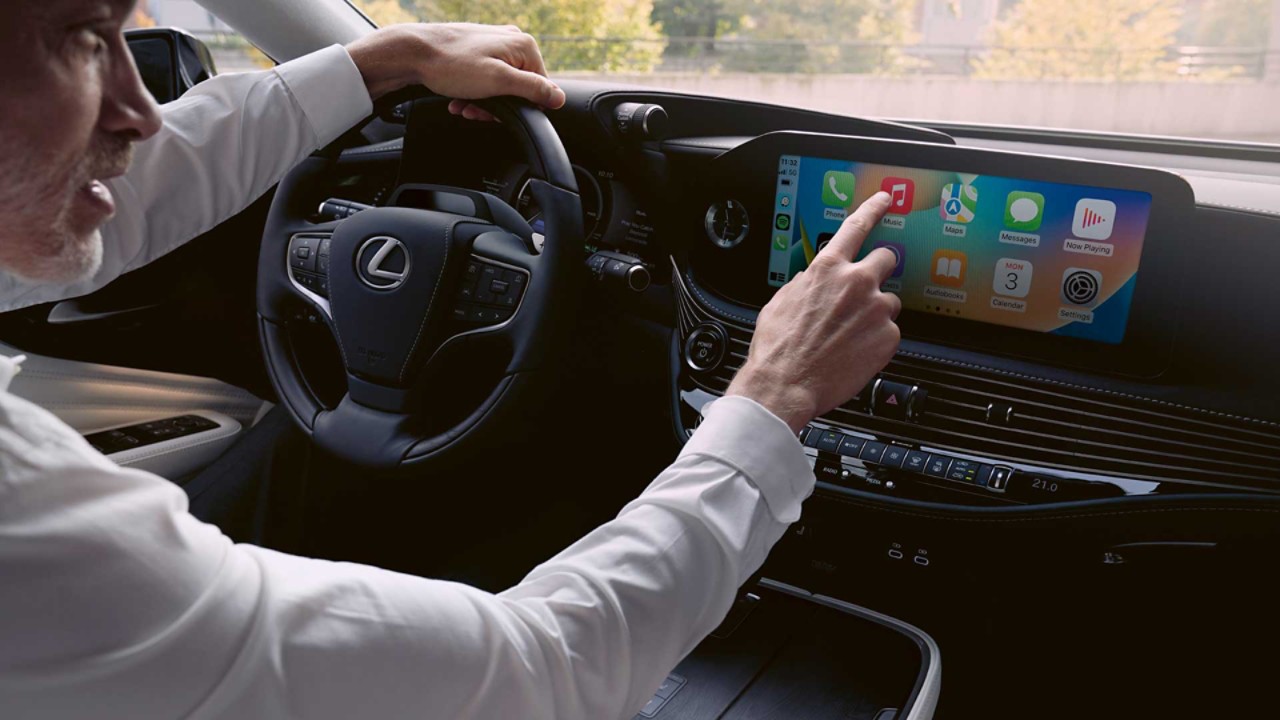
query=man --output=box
[0,1,902,718]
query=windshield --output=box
[331,1,1280,145]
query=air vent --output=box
[674,266,1280,492]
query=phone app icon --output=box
[773,234,789,251]
[931,250,967,288]
[822,170,856,207]
[1072,199,1116,240]
[939,183,978,223]
[880,177,915,215]
[774,213,791,231]
[874,242,907,278]
[993,258,1033,298]
[1062,267,1103,307]
[1004,191,1045,231]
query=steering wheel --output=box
[256,96,582,470]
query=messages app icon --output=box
[1004,191,1044,231]
[822,171,856,207]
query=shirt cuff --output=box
[680,395,814,522]
[274,45,374,148]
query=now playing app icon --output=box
[1072,199,1116,241]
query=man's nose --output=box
[99,40,163,142]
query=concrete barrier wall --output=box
[566,73,1280,142]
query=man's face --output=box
[0,0,161,284]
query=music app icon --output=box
[880,177,915,215]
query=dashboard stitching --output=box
[897,350,1280,429]
[821,495,1280,522]
[681,271,757,325]
[1200,201,1280,219]
[401,223,449,383]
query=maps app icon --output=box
[940,183,978,224]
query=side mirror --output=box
[125,28,218,104]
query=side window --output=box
[127,0,271,73]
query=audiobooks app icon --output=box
[931,250,967,288]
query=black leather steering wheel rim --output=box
[256,95,582,470]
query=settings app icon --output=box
[1061,268,1102,307]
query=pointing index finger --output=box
[820,191,893,262]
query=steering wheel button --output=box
[464,261,480,279]
[451,305,469,322]
[295,246,311,259]
[476,267,501,303]
[490,280,509,295]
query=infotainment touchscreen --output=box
[769,154,1153,345]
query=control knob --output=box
[586,251,651,292]
[614,102,669,141]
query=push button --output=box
[837,435,866,457]
[289,236,318,273]
[871,379,925,421]
[684,323,726,372]
[475,266,501,304]
[924,455,952,478]
[903,450,930,473]
[975,464,994,488]
[859,440,887,464]
[988,466,1013,491]
[814,429,843,453]
[880,445,908,469]
[802,426,822,448]
[947,459,980,484]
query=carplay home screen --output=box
[768,154,1153,344]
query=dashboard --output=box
[323,83,1280,510]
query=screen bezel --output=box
[687,131,1195,378]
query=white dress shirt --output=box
[0,47,815,718]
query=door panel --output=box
[1,341,264,433]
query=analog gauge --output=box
[704,200,750,249]
[515,165,604,243]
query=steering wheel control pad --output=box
[453,257,527,325]
[325,207,504,387]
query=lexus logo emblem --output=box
[357,236,410,290]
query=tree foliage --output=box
[973,0,1184,80]
[653,0,920,73]
[1183,0,1272,47]
[350,0,664,72]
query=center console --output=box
[642,580,939,720]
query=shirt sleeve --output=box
[0,45,373,313]
[0,392,815,720]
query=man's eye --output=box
[72,27,109,56]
